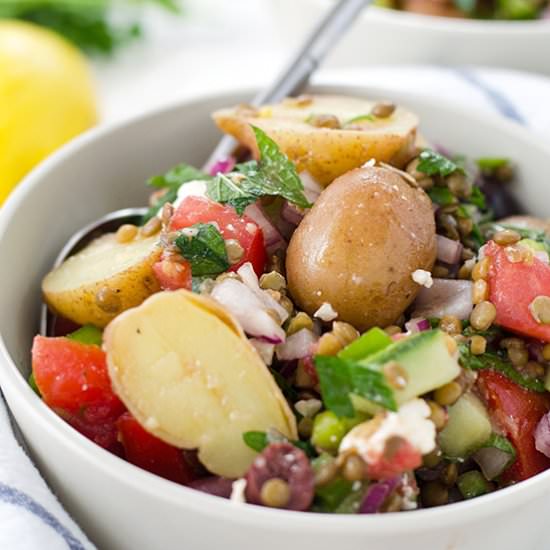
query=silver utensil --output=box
[40,0,369,336]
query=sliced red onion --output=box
[237,262,289,323]
[535,412,550,458]
[472,447,513,480]
[208,157,236,176]
[534,250,549,264]
[276,328,318,361]
[404,317,430,333]
[244,203,287,254]
[527,341,544,363]
[189,476,234,498]
[281,201,305,226]
[250,338,275,365]
[211,278,285,344]
[412,279,473,320]
[436,235,463,265]
[359,477,400,514]
[300,171,323,203]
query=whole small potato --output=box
[286,166,436,331]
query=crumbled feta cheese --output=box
[295,398,322,418]
[179,227,199,238]
[411,269,433,288]
[171,180,208,210]
[314,302,338,321]
[230,478,247,503]
[361,158,376,168]
[339,399,436,462]
[144,417,159,430]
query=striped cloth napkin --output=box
[1,64,549,550]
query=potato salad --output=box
[32,94,550,514]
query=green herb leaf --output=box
[248,126,311,209]
[315,355,397,417]
[206,127,310,214]
[206,173,258,215]
[469,185,487,210]
[427,186,456,206]
[417,149,463,178]
[243,431,268,452]
[143,162,211,222]
[476,158,510,170]
[175,223,229,277]
[459,343,546,392]
[147,163,210,190]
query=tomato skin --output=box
[486,240,550,342]
[170,196,266,276]
[367,439,421,481]
[477,370,550,482]
[117,413,197,485]
[31,336,125,451]
[152,259,192,291]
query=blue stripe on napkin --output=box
[454,68,526,124]
[0,482,86,550]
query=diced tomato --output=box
[477,369,550,482]
[117,413,197,485]
[367,438,422,481]
[31,336,126,451]
[171,196,266,276]
[486,240,550,342]
[153,258,192,291]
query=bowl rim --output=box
[307,0,550,33]
[2,81,550,533]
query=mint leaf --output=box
[315,355,397,417]
[250,126,311,209]
[243,431,268,452]
[343,114,376,125]
[418,149,463,178]
[206,173,258,215]
[206,128,311,214]
[458,343,546,392]
[175,223,229,277]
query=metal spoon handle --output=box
[204,0,369,170]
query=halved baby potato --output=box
[213,94,419,185]
[104,290,297,478]
[42,233,161,328]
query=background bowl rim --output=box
[1,81,550,532]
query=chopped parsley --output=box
[417,149,464,178]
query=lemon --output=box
[0,21,99,205]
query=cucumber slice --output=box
[439,392,492,459]
[359,330,460,405]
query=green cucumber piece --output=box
[67,325,103,346]
[439,393,492,458]
[457,471,492,499]
[338,327,392,361]
[359,330,460,405]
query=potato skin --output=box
[42,234,161,328]
[213,95,419,186]
[286,166,436,331]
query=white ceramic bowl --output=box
[1,83,550,550]
[271,0,550,74]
